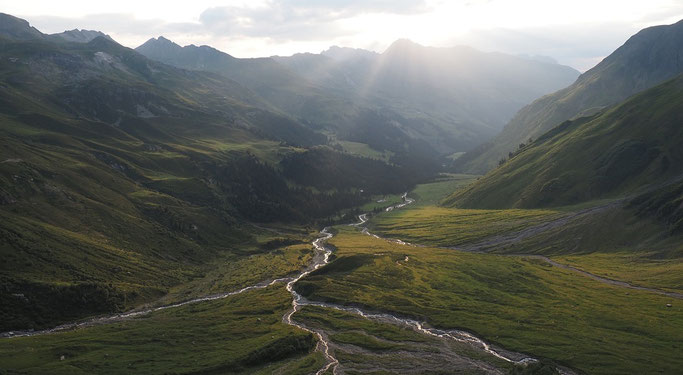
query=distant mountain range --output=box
[0,12,423,329]
[136,35,579,156]
[457,19,683,173]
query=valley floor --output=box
[1,175,681,374]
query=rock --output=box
[666,303,672,308]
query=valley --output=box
[1,9,682,375]
[2,176,681,374]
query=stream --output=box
[283,193,537,374]
[1,192,539,374]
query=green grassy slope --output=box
[446,74,683,209]
[350,155,683,374]
[295,228,683,375]
[458,19,683,173]
[370,206,563,247]
[0,286,324,374]
[370,163,683,297]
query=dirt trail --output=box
[525,255,683,299]
[456,201,622,252]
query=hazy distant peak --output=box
[0,13,44,40]
[384,38,424,54]
[322,46,378,61]
[51,29,112,43]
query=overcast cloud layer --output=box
[2,0,682,71]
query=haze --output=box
[3,0,682,71]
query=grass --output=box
[366,173,565,248]
[337,141,394,162]
[159,243,315,305]
[295,228,683,375]
[0,286,325,374]
[369,206,563,247]
[358,193,404,213]
[296,306,515,374]
[554,252,683,293]
[298,306,429,344]
[409,173,479,206]
[449,74,683,209]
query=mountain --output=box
[138,37,579,158]
[136,36,236,69]
[363,39,579,135]
[50,29,113,43]
[136,37,320,111]
[458,19,683,173]
[0,13,44,40]
[321,45,378,61]
[275,39,580,152]
[0,17,429,331]
[445,73,683,210]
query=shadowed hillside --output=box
[458,19,683,173]
[446,74,683,209]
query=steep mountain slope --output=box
[458,19,683,173]
[0,13,44,40]
[445,74,683,209]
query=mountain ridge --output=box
[446,73,683,209]
[0,12,44,40]
[457,18,683,173]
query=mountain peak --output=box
[156,36,176,44]
[140,36,181,49]
[0,13,44,40]
[136,36,235,63]
[384,39,423,54]
[50,29,113,43]
[321,46,377,61]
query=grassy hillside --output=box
[334,154,683,374]
[0,286,325,374]
[446,74,683,209]
[369,206,563,247]
[0,23,430,331]
[458,19,683,173]
[295,228,683,375]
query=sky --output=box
[2,0,682,71]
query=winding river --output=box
[1,192,538,374]
[282,193,537,374]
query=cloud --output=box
[29,13,167,35]
[198,0,429,40]
[15,0,682,68]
